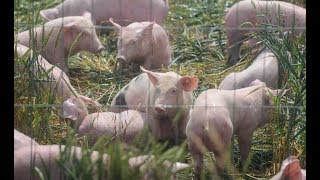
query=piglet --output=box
[78,110,149,144]
[186,79,286,178]
[271,156,306,180]
[224,0,305,65]
[14,129,39,150]
[219,48,279,90]
[109,18,172,71]
[17,11,104,75]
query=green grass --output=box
[14,0,306,179]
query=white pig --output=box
[14,129,39,150]
[186,79,286,177]
[109,18,172,71]
[17,12,104,75]
[78,110,149,144]
[271,156,306,180]
[40,0,169,26]
[224,0,306,65]
[219,48,279,90]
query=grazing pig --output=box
[78,110,149,144]
[271,156,306,180]
[39,0,169,26]
[17,12,104,75]
[14,129,39,150]
[109,18,172,71]
[224,0,306,65]
[15,44,100,127]
[14,144,109,180]
[219,48,279,90]
[186,80,286,177]
[141,67,198,142]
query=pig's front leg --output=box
[237,132,253,172]
[192,152,204,180]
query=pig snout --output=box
[117,56,129,63]
[155,104,166,113]
[95,45,105,53]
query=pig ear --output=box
[179,76,198,92]
[249,79,265,87]
[40,8,59,21]
[140,22,154,37]
[82,11,92,20]
[62,21,79,33]
[62,100,79,121]
[109,18,122,33]
[140,66,159,86]
[281,157,302,180]
[78,95,101,107]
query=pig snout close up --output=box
[109,18,172,71]
[271,156,306,180]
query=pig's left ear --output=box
[62,100,80,121]
[140,66,159,86]
[140,22,154,37]
[63,21,79,33]
[180,76,198,92]
[280,157,302,180]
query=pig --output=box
[78,110,149,144]
[14,129,39,150]
[109,18,172,71]
[218,48,279,90]
[39,0,169,26]
[14,44,100,128]
[224,0,306,65]
[17,11,104,75]
[271,156,306,180]
[141,67,198,142]
[186,79,286,178]
[14,144,109,180]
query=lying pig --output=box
[14,144,109,180]
[186,79,286,177]
[141,67,198,142]
[78,110,149,144]
[271,156,306,180]
[224,0,306,65]
[14,129,39,150]
[15,44,100,127]
[40,0,169,26]
[17,11,104,75]
[219,48,279,90]
[110,18,172,71]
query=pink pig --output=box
[271,156,306,180]
[14,129,39,150]
[224,0,305,65]
[186,79,286,178]
[109,18,172,71]
[17,12,104,75]
[40,0,169,26]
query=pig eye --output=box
[171,88,177,94]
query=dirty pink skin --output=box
[14,144,109,180]
[110,18,172,71]
[271,156,306,180]
[14,129,39,150]
[15,44,100,128]
[40,0,169,26]
[78,110,149,144]
[219,48,279,90]
[186,79,286,177]
[17,12,104,75]
[224,0,306,65]
[141,67,198,142]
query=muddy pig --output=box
[219,48,279,90]
[271,156,306,180]
[40,0,169,26]
[186,79,286,178]
[14,144,109,180]
[15,44,100,128]
[140,67,198,142]
[14,129,39,150]
[224,0,305,65]
[110,18,172,71]
[78,110,149,144]
[17,11,104,75]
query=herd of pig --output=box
[14,0,306,179]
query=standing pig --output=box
[39,0,169,26]
[14,129,39,150]
[14,144,109,180]
[78,110,148,144]
[141,67,198,142]
[224,0,306,65]
[109,18,172,71]
[218,48,279,90]
[271,156,306,180]
[186,79,286,177]
[17,11,104,75]
[15,44,100,128]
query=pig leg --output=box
[192,152,204,180]
[237,133,253,172]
